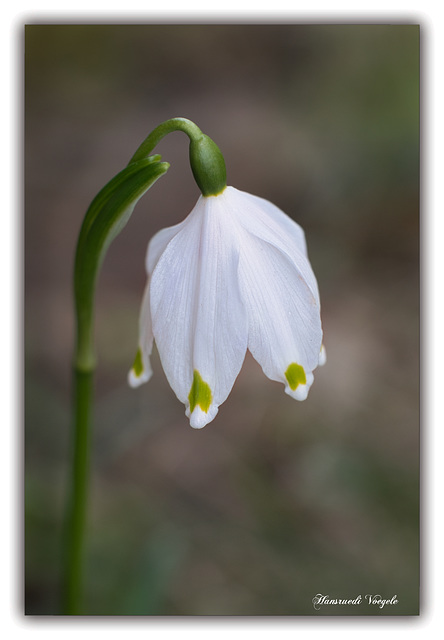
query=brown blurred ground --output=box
[24,24,419,615]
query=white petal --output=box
[145,222,184,276]
[226,186,308,253]
[128,359,151,388]
[186,404,219,430]
[130,217,186,388]
[150,194,248,428]
[237,229,323,400]
[128,281,153,387]
[224,186,320,305]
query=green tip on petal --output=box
[128,347,152,389]
[132,347,144,377]
[285,362,306,390]
[188,370,212,414]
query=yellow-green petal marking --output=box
[285,363,306,390]
[188,370,212,414]
[132,347,144,378]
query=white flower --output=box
[129,186,325,429]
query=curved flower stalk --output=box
[129,186,325,429]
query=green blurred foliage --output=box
[25,24,419,615]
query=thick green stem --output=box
[63,365,94,614]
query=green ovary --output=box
[285,363,306,390]
[188,370,212,413]
[132,348,144,377]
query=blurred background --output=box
[24,24,419,615]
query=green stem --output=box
[63,365,94,614]
[129,118,226,196]
[128,117,203,164]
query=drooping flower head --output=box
[129,119,325,428]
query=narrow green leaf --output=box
[74,157,169,369]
